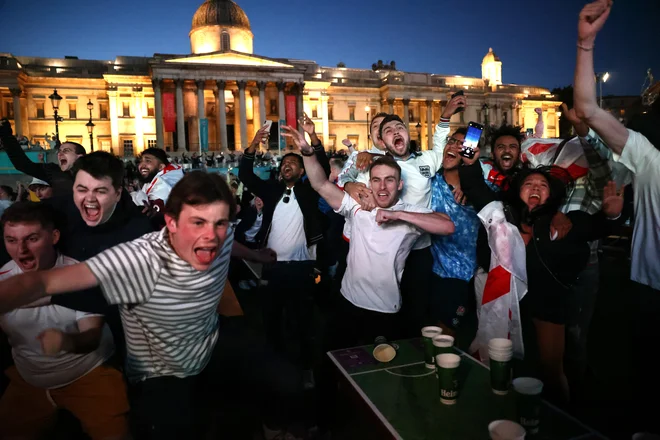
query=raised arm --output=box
[0,263,98,314]
[376,209,455,235]
[0,118,51,182]
[281,125,344,210]
[429,95,466,170]
[573,0,628,155]
[299,112,331,178]
[238,124,271,198]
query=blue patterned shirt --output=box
[430,173,481,281]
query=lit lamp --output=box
[86,99,95,151]
[415,121,422,146]
[48,89,63,147]
[365,105,371,148]
[597,72,610,108]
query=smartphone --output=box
[526,128,534,137]
[460,121,484,159]
[262,120,273,145]
[451,90,465,114]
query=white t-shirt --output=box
[244,211,263,243]
[336,193,431,313]
[0,255,114,389]
[85,228,232,383]
[616,129,660,290]
[266,187,317,261]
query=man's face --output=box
[3,222,60,272]
[493,135,521,173]
[381,121,411,158]
[138,154,165,184]
[369,164,403,208]
[254,197,264,211]
[0,188,10,200]
[29,184,53,200]
[57,143,84,172]
[370,116,386,150]
[280,156,304,184]
[442,133,466,171]
[519,173,550,210]
[165,201,232,271]
[73,171,122,226]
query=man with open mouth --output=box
[130,147,184,212]
[1,119,86,196]
[0,202,128,439]
[0,172,304,440]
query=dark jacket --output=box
[235,204,263,246]
[1,134,74,196]
[238,143,330,249]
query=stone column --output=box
[387,98,395,114]
[196,80,205,154]
[152,80,164,149]
[402,98,410,129]
[108,88,120,154]
[10,88,22,137]
[296,82,305,134]
[237,81,248,151]
[215,80,228,151]
[134,87,144,154]
[250,89,260,138]
[321,93,329,147]
[175,80,186,151]
[257,81,267,127]
[426,99,434,151]
[277,81,286,125]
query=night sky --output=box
[2,0,658,96]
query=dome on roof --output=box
[482,48,501,64]
[191,0,251,32]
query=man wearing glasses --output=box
[1,119,85,196]
[239,115,330,375]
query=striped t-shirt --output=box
[85,228,232,383]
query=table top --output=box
[328,339,607,440]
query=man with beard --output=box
[239,115,329,376]
[1,119,85,196]
[130,147,184,212]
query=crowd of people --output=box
[0,1,657,439]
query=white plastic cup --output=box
[488,420,526,440]
[488,338,513,351]
[432,334,455,355]
[372,344,396,363]
[422,326,443,369]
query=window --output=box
[328,105,334,120]
[502,111,508,124]
[312,106,318,118]
[349,106,355,121]
[123,139,134,157]
[408,109,414,122]
[69,103,77,119]
[206,102,215,117]
[101,140,111,152]
[268,99,277,116]
[147,139,157,148]
[36,102,45,118]
[5,102,13,119]
[147,102,154,117]
[100,103,108,119]
[221,32,230,51]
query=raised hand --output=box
[355,151,375,171]
[578,0,612,45]
[561,103,589,137]
[281,125,313,155]
[460,146,481,166]
[442,95,467,119]
[249,124,271,152]
[299,112,316,136]
[602,180,624,219]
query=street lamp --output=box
[365,105,371,148]
[86,99,95,151]
[48,89,62,148]
[597,72,610,108]
[415,121,422,148]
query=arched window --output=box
[221,32,230,51]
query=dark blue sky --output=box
[2,0,658,95]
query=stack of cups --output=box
[421,326,443,369]
[488,338,513,395]
[512,377,544,435]
[436,353,461,405]
[432,335,455,377]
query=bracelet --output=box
[577,43,594,51]
[301,149,315,157]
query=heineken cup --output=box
[436,353,461,405]
[512,377,544,434]
[488,338,513,395]
[421,326,443,369]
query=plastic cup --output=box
[488,343,513,395]
[436,353,461,405]
[433,334,455,356]
[488,338,513,351]
[372,344,396,363]
[488,420,526,440]
[421,326,443,369]
[512,377,544,434]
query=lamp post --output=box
[482,103,490,139]
[86,99,95,151]
[48,89,62,148]
[365,105,371,149]
[415,121,422,148]
[597,72,610,108]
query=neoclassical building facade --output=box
[0,0,561,156]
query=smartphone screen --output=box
[463,122,484,150]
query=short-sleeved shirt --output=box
[85,228,233,383]
[0,255,114,389]
[616,129,660,290]
[430,174,480,281]
[336,193,431,313]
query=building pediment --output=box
[162,51,294,69]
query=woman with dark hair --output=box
[462,156,624,403]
